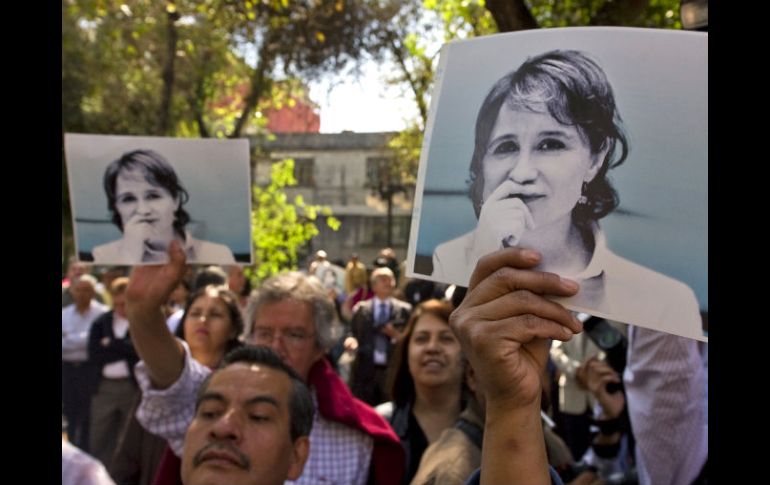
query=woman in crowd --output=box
[376,299,465,484]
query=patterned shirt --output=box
[623,326,708,485]
[135,341,374,485]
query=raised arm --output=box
[450,247,582,485]
[125,241,187,388]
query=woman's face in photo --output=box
[407,312,463,389]
[115,169,179,237]
[481,105,602,229]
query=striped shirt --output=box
[623,326,707,485]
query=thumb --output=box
[168,239,186,268]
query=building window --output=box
[366,157,393,188]
[365,215,410,246]
[276,157,315,187]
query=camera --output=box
[578,314,627,393]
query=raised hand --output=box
[126,240,187,316]
[582,357,625,419]
[125,240,188,388]
[449,247,583,484]
[451,247,581,410]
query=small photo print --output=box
[65,133,253,266]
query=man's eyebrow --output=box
[245,395,280,408]
[195,393,280,409]
[196,392,226,409]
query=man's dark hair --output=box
[193,266,228,291]
[196,346,314,441]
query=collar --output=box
[570,222,608,281]
[308,358,405,484]
[372,296,390,307]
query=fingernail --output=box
[561,277,579,292]
[522,249,540,262]
[572,314,583,331]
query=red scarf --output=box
[152,358,405,485]
[309,358,405,485]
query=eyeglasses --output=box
[251,327,316,348]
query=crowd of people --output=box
[62,241,707,485]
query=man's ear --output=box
[286,436,310,480]
[466,362,477,394]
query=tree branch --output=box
[485,0,539,32]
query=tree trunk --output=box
[485,0,539,32]
[159,10,180,136]
[230,39,275,138]
[590,0,650,25]
[189,51,212,138]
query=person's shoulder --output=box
[92,310,114,326]
[432,232,474,282]
[91,240,121,261]
[602,249,697,301]
[352,298,372,313]
[392,298,412,312]
[413,428,480,485]
[191,239,235,263]
[434,232,474,259]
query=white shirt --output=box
[135,340,374,485]
[102,314,131,379]
[166,309,184,334]
[62,301,109,362]
[623,326,707,485]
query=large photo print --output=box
[407,28,707,341]
[65,134,253,265]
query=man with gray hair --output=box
[62,273,109,450]
[126,241,405,485]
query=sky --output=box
[308,60,420,134]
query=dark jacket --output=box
[87,311,140,391]
[350,297,411,402]
[384,400,428,485]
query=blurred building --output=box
[251,131,414,265]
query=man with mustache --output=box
[181,346,312,485]
[126,241,405,485]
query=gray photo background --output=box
[408,28,708,312]
[65,134,253,262]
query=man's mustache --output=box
[192,442,251,470]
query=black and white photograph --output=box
[65,134,253,265]
[407,28,707,341]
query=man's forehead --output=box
[209,364,292,398]
[254,300,314,326]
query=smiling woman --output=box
[91,149,235,265]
